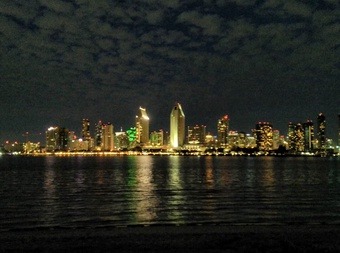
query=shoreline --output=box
[1,224,339,252]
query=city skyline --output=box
[1,1,339,146]
[2,104,339,152]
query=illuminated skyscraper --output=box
[255,122,273,151]
[170,102,185,148]
[46,126,58,152]
[46,126,69,152]
[102,123,114,151]
[288,122,295,150]
[94,121,103,149]
[81,118,91,141]
[272,130,280,150]
[188,125,206,144]
[217,115,229,148]
[316,113,326,154]
[150,130,164,146]
[293,123,305,152]
[303,120,314,152]
[136,107,150,145]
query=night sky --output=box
[1,0,339,144]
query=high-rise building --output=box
[287,122,295,150]
[228,130,239,150]
[102,123,114,151]
[170,102,185,148]
[317,113,326,154]
[81,119,91,141]
[238,132,247,148]
[46,127,58,152]
[272,130,280,150]
[136,107,150,145]
[94,121,103,149]
[150,130,164,146]
[303,120,314,152]
[293,123,305,152]
[188,125,206,144]
[217,115,229,148]
[115,131,129,150]
[255,122,273,151]
[46,126,69,152]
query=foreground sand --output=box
[1,225,339,252]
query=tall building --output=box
[228,130,239,150]
[170,102,185,148]
[293,123,305,152]
[102,123,114,151]
[303,120,314,152]
[115,131,130,150]
[150,130,164,146]
[188,125,206,144]
[81,118,91,141]
[272,130,280,150]
[255,122,273,151]
[287,122,295,150]
[217,115,229,148]
[45,126,69,152]
[94,121,103,149]
[136,107,150,145]
[316,113,326,154]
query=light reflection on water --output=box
[0,155,339,230]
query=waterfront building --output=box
[46,126,69,152]
[81,119,93,151]
[293,123,305,152]
[150,130,164,146]
[188,125,206,144]
[287,122,295,150]
[4,141,24,153]
[217,115,229,148]
[115,131,130,150]
[205,133,215,146]
[23,142,41,153]
[170,102,185,148]
[255,122,273,151]
[246,134,257,148]
[126,127,137,148]
[136,107,150,145]
[272,130,280,150]
[68,139,89,151]
[238,132,246,148]
[228,130,239,150]
[303,120,314,152]
[316,113,326,155]
[94,121,103,149]
[163,131,170,146]
[81,119,91,140]
[102,123,114,151]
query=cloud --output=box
[1,0,339,141]
[282,1,313,18]
[38,0,74,13]
[0,1,38,23]
[177,11,223,36]
[145,9,164,25]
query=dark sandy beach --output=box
[1,225,339,252]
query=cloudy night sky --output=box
[1,0,339,144]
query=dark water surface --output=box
[0,155,339,231]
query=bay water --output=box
[0,155,339,231]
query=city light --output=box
[0,107,338,157]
